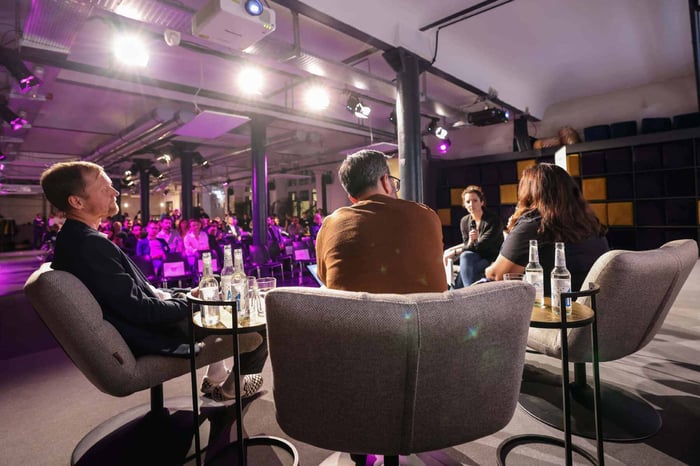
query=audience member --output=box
[40,161,266,401]
[443,186,503,287]
[285,216,302,239]
[137,221,170,275]
[315,150,446,293]
[485,163,609,293]
[32,213,46,249]
[310,212,323,240]
[157,216,183,254]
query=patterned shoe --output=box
[200,371,229,395]
[207,374,264,402]
[241,374,264,398]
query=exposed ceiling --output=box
[0,0,694,195]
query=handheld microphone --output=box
[470,220,476,230]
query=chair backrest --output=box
[564,239,698,362]
[23,263,259,397]
[131,254,155,280]
[265,282,535,456]
[292,248,310,261]
[162,261,186,278]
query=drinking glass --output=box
[503,273,525,281]
[255,277,276,320]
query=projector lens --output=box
[245,0,263,15]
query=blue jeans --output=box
[455,251,490,288]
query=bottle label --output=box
[526,271,544,303]
[551,279,571,312]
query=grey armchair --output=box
[265,281,535,465]
[521,239,698,441]
[23,263,263,465]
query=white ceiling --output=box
[0,0,695,194]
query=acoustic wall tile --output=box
[583,177,607,200]
[499,184,518,204]
[567,154,580,176]
[608,202,634,226]
[437,208,451,226]
[590,203,608,225]
[517,159,536,179]
[450,188,463,206]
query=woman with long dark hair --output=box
[485,163,609,293]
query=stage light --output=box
[244,0,263,16]
[437,137,452,154]
[346,94,371,119]
[0,104,28,131]
[304,85,330,111]
[149,166,164,179]
[0,47,42,93]
[0,154,5,162]
[238,66,264,94]
[193,152,210,168]
[112,34,149,67]
[426,117,448,139]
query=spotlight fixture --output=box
[304,85,330,111]
[112,34,149,67]
[0,104,28,131]
[238,66,264,94]
[426,117,448,140]
[149,166,164,179]
[0,153,5,161]
[346,94,371,119]
[156,152,172,164]
[0,47,42,93]
[193,152,210,168]
[244,0,263,16]
[437,137,452,154]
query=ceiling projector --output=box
[192,0,276,51]
[467,108,510,126]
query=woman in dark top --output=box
[485,163,609,293]
[444,185,504,287]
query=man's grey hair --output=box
[338,150,390,198]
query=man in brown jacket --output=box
[316,150,446,293]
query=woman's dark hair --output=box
[507,163,606,242]
[462,185,485,205]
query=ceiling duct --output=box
[21,0,95,53]
[91,109,195,167]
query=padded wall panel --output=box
[589,203,608,225]
[608,202,634,226]
[516,159,536,179]
[499,184,518,204]
[582,177,607,200]
[567,154,580,176]
[437,208,451,226]
[450,188,463,206]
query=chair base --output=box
[202,435,299,465]
[73,397,195,466]
[519,373,662,442]
[497,434,598,465]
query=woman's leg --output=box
[458,251,490,286]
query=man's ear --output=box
[67,194,82,210]
[348,194,359,204]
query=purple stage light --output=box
[437,137,452,154]
[10,116,27,131]
[19,75,41,93]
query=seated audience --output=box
[443,186,503,287]
[316,149,446,293]
[485,163,609,293]
[40,161,266,402]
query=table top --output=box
[192,309,266,332]
[530,297,595,329]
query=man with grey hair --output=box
[315,150,446,293]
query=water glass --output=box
[503,273,525,281]
[255,277,276,320]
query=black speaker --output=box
[227,187,234,196]
[513,116,532,151]
[322,172,333,184]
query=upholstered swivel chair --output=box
[23,263,263,465]
[265,282,536,465]
[521,239,698,441]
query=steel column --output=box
[383,47,426,203]
[251,117,268,247]
[179,153,194,220]
[690,0,700,110]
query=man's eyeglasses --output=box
[388,175,401,192]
